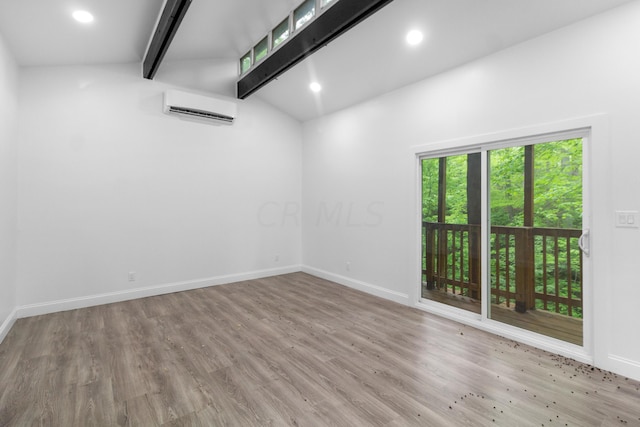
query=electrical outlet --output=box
[128,271,136,282]
[346,261,351,271]
[274,254,280,262]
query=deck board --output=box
[423,287,583,345]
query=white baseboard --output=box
[302,265,409,305]
[16,265,302,319]
[606,354,640,382]
[0,308,18,345]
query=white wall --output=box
[154,58,237,99]
[0,33,18,339]
[302,1,640,379]
[17,63,302,312]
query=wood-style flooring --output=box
[1,273,639,426]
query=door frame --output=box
[412,115,610,365]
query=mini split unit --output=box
[163,90,237,125]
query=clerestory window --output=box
[272,18,290,49]
[294,0,315,31]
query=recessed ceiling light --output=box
[406,30,424,46]
[309,82,322,93]
[72,10,94,23]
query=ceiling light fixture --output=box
[406,29,424,46]
[309,82,322,93]
[72,10,94,24]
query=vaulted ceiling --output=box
[0,0,634,121]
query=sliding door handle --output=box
[578,229,590,257]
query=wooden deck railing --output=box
[422,222,583,317]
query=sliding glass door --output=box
[488,139,583,345]
[421,135,586,346]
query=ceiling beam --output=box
[143,0,192,80]
[237,0,395,100]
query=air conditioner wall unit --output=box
[163,89,237,125]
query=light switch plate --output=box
[615,211,639,228]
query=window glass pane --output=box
[272,18,290,49]
[254,37,268,63]
[421,154,481,314]
[240,52,251,74]
[294,0,315,30]
[488,139,584,345]
[321,0,336,7]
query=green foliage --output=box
[488,139,582,228]
[490,146,525,226]
[445,155,469,224]
[533,139,582,229]
[421,154,469,224]
[421,158,439,222]
[423,140,582,228]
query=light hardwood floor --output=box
[1,272,639,426]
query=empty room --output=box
[1,0,640,425]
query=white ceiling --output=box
[0,0,634,121]
[0,0,161,66]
